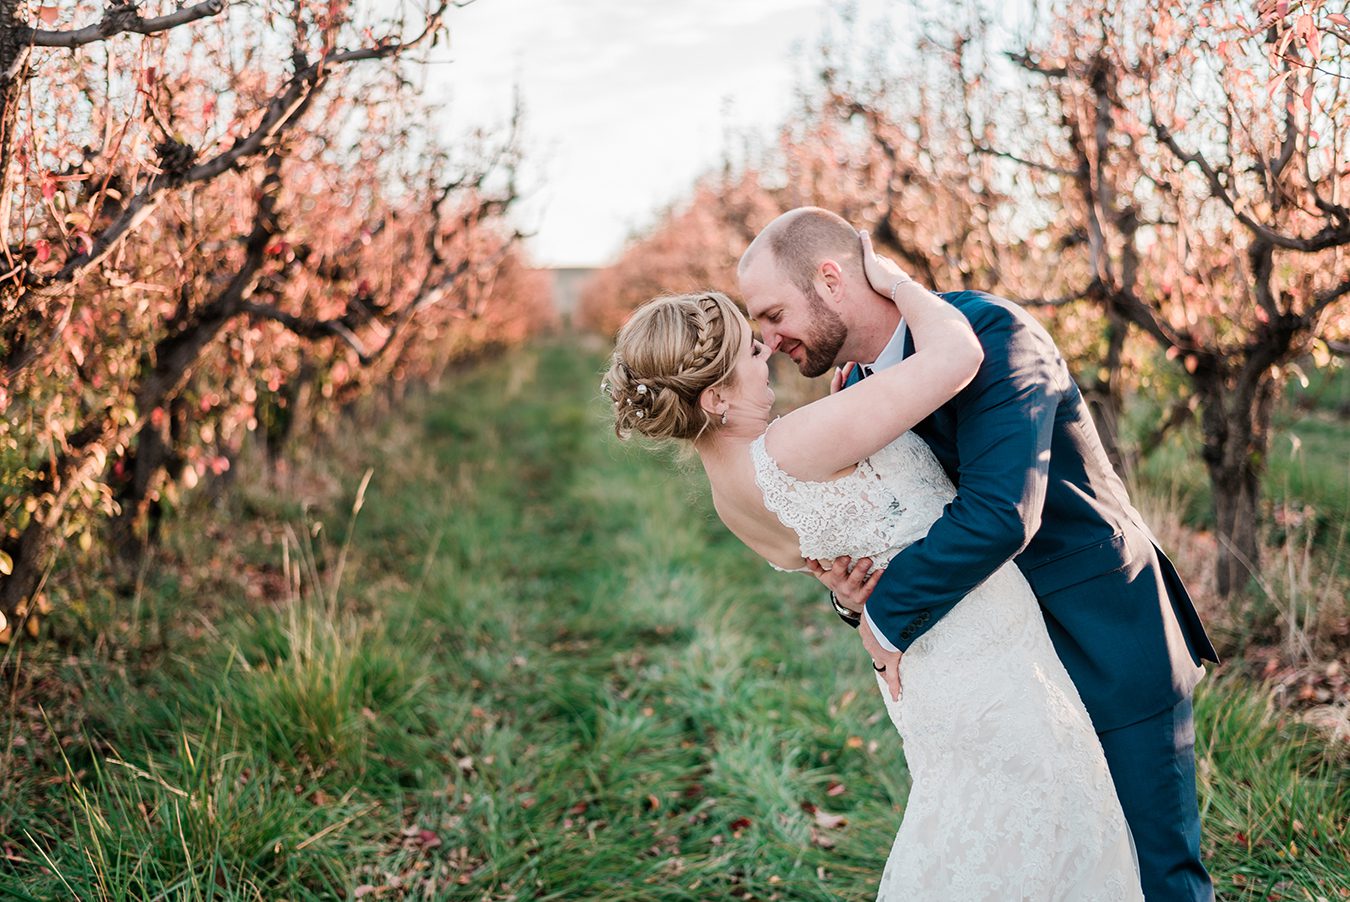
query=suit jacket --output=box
[855,290,1217,731]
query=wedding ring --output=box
[872,661,886,672]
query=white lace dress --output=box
[751,428,1143,901]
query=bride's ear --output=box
[698,386,725,420]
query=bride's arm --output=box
[764,232,983,480]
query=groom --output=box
[737,207,1219,901]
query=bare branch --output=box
[1019,291,1090,307]
[23,0,226,48]
[1153,119,1350,253]
[239,301,372,361]
[1306,275,1350,321]
[1134,396,1196,460]
[1006,51,1068,77]
[971,143,1075,178]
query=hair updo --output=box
[602,291,744,442]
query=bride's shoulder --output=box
[759,413,857,484]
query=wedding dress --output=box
[752,427,1143,901]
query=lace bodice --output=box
[750,427,954,569]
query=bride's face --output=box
[721,313,775,426]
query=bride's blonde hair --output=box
[603,291,744,442]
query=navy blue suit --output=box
[853,291,1217,900]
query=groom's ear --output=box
[815,260,845,304]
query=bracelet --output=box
[889,276,914,303]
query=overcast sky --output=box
[429,0,888,268]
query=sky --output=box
[429,0,886,268]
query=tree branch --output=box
[239,301,372,361]
[1006,51,1067,77]
[1019,290,1090,307]
[1134,396,1196,459]
[971,143,1075,178]
[1306,275,1350,321]
[1153,119,1350,253]
[22,0,226,48]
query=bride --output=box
[601,235,1143,900]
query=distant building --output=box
[549,267,598,323]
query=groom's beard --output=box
[793,292,847,378]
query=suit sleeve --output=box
[864,300,1063,652]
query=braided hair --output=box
[602,292,744,442]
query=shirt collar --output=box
[864,320,908,373]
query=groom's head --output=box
[737,207,883,377]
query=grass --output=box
[1,340,1346,900]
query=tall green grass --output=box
[1,342,1344,899]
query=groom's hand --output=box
[807,555,881,614]
[860,616,902,701]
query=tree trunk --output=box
[0,512,59,639]
[108,394,184,561]
[0,0,31,335]
[1083,302,1129,476]
[0,415,122,632]
[1198,368,1278,597]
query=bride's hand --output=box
[829,362,857,395]
[859,229,916,304]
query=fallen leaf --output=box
[813,809,847,830]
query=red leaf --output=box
[729,816,752,831]
[1329,14,1349,27]
[38,5,59,25]
[34,239,51,263]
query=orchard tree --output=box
[976,0,1350,595]
[0,1,546,641]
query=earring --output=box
[720,410,729,426]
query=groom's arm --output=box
[862,297,1063,652]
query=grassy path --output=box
[2,341,1345,900]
